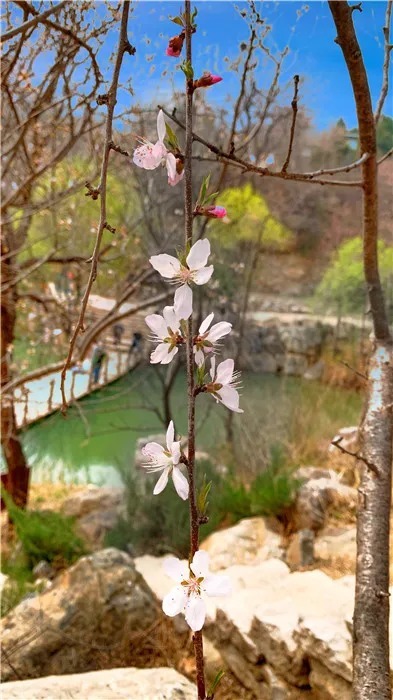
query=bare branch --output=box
[1,1,67,42]
[60,2,133,411]
[375,0,392,123]
[331,437,380,477]
[159,105,363,187]
[281,74,300,173]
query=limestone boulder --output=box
[0,667,196,700]
[290,468,357,533]
[61,485,124,519]
[61,486,125,548]
[315,527,356,570]
[200,517,283,571]
[1,549,159,682]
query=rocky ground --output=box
[2,464,392,699]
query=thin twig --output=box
[281,74,300,173]
[374,0,393,124]
[158,105,364,188]
[331,437,380,477]
[1,1,67,42]
[60,2,133,412]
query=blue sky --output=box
[4,1,391,132]
[98,0,392,132]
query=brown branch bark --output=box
[328,4,393,699]
[184,4,205,698]
[158,105,364,188]
[281,74,300,173]
[60,1,133,411]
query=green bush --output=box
[106,450,300,557]
[249,445,300,516]
[2,492,86,570]
[106,459,222,558]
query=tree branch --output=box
[281,74,300,173]
[375,0,393,124]
[158,105,364,188]
[1,0,67,42]
[60,1,133,412]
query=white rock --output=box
[200,517,283,571]
[0,667,196,700]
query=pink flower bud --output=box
[194,72,223,89]
[195,205,227,219]
[166,33,185,58]
[206,206,226,218]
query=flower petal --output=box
[194,348,205,367]
[174,284,193,320]
[150,344,177,365]
[145,313,168,339]
[185,594,206,632]
[168,168,184,187]
[162,306,180,333]
[142,442,165,458]
[193,265,214,285]
[215,358,234,385]
[153,467,170,495]
[172,467,189,500]
[207,321,232,342]
[165,152,177,181]
[150,253,180,278]
[171,440,181,465]
[202,574,232,597]
[163,556,188,583]
[186,239,210,271]
[133,142,161,170]
[166,420,174,450]
[163,585,187,617]
[210,356,216,380]
[217,385,243,413]
[190,550,210,578]
[199,312,214,335]
[156,109,166,142]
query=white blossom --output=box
[149,239,213,320]
[141,421,189,500]
[145,306,182,365]
[193,313,232,366]
[207,357,243,413]
[162,550,231,631]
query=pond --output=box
[17,368,363,487]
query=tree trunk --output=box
[328,3,393,698]
[1,241,30,508]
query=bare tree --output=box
[328,3,393,698]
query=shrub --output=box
[106,450,300,557]
[106,459,222,559]
[2,492,86,570]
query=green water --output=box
[20,368,362,487]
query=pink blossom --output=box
[162,550,231,631]
[133,110,183,187]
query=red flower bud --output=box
[166,33,185,58]
[193,72,223,89]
